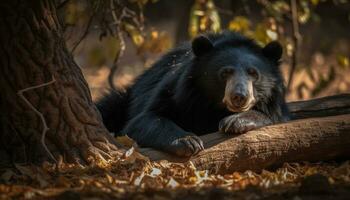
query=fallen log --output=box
[139,94,350,173]
[288,93,350,119]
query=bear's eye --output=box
[247,67,259,79]
[219,68,234,80]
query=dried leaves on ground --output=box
[1,141,350,199]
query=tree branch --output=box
[71,12,95,54]
[139,94,350,173]
[108,0,126,91]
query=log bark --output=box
[139,94,350,173]
[288,93,350,119]
[0,0,121,165]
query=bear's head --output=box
[191,32,284,113]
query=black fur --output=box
[96,31,290,156]
[96,90,129,134]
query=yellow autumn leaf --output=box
[228,16,251,33]
[123,23,145,47]
[337,55,350,69]
[188,0,221,38]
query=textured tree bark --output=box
[288,93,350,119]
[140,94,350,173]
[0,0,121,165]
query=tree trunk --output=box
[140,94,350,173]
[0,0,120,165]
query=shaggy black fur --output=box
[96,31,290,157]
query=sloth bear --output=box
[97,31,290,157]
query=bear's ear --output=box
[192,35,214,57]
[262,41,283,63]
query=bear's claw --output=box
[169,135,204,157]
[219,110,272,134]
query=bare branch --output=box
[108,0,126,90]
[71,11,95,54]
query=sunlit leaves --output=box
[123,23,145,47]
[261,0,316,24]
[2,160,350,199]
[228,17,278,46]
[138,30,172,54]
[228,0,350,98]
[254,19,279,45]
[228,16,251,34]
[65,0,349,100]
[337,55,350,69]
[299,0,311,24]
[189,0,221,38]
[263,1,290,22]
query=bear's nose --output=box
[231,93,248,108]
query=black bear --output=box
[97,31,290,157]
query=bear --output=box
[96,31,290,157]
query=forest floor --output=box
[1,145,350,199]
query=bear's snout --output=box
[231,92,248,108]
[223,80,256,112]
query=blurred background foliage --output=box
[57,0,350,101]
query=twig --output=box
[287,0,301,92]
[17,76,57,163]
[102,0,145,90]
[108,0,126,90]
[71,11,95,53]
[108,30,125,90]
